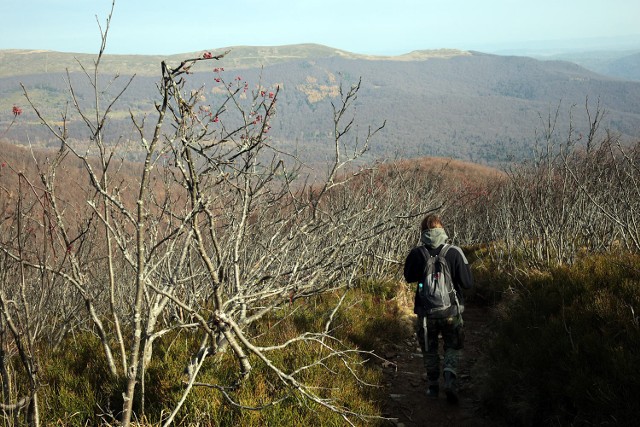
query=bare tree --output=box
[457,101,638,271]
[563,133,640,253]
[0,3,420,426]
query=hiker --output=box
[403,214,473,403]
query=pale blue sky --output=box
[1,0,639,55]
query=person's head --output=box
[421,214,444,232]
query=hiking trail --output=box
[380,303,501,427]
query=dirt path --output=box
[380,304,499,427]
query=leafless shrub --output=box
[0,3,412,426]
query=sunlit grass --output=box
[30,279,411,426]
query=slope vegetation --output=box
[2,45,640,166]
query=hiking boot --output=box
[444,371,458,404]
[425,384,439,399]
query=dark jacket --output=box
[404,244,474,318]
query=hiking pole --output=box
[423,316,429,352]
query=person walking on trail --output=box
[403,214,474,403]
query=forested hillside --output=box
[540,49,640,81]
[2,46,640,165]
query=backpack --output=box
[417,244,459,315]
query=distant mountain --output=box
[2,45,640,165]
[602,52,640,81]
[532,49,640,81]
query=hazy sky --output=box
[1,0,639,55]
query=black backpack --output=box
[417,244,459,315]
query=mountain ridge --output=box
[0,45,471,78]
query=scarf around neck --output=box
[420,228,448,249]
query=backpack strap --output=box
[439,243,463,322]
[420,244,450,260]
[438,243,452,258]
[436,244,453,290]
